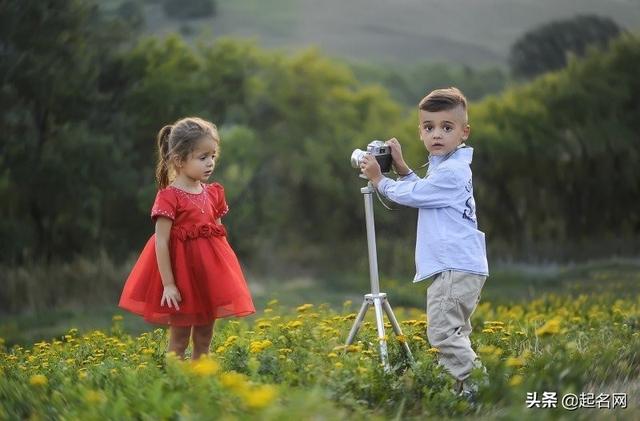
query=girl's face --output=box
[177,137,218,182]
[418,106,470,156]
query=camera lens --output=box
[350,149,366,169]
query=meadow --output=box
[1,261,639,419]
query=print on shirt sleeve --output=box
[462,178,476,223]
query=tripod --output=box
[345,181,413,371]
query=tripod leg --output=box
[373,297,389,371]
[383,300,414,362]
[345,300,370,346]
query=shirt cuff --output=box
[376,177,393,197]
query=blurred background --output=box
[1,0,639,345]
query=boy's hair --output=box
[155,117,220,188]
[418,87,468,114]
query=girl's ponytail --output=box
[155,125,173,188]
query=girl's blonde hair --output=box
[155,117,220,188]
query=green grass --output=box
[2,259,639,347]
[2,285,639,419]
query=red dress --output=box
[118,182,255,326]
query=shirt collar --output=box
[426,144,473,175]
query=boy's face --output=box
[418,105,470,156]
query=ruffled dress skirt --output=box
[119,223,256,326]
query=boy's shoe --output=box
[454,379,479,404]
[454,360,488,403]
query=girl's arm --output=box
[155,217,181,309]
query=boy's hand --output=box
[161,284,182,310]
[385,138,410,175]
[360,154,384,186]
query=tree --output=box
[509,14,622,79]
[0,0,135,262]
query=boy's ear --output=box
[462,124,471,141]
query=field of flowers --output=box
[1,291,639,419]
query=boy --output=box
[360,87,489,396]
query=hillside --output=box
[140,0,640,65]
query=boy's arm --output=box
[376,168,459,208]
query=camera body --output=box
[351,140,393,173]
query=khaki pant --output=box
[426,270,486,381]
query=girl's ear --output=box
[171,154,182,169]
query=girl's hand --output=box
[161,284,182,310]
[385,138,410,175]
[360,154,383,186]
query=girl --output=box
[119,117,255,359]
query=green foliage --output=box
[2,0,640,276]
[471,34,640,260]
[1,292,639,418]
[349,61,508,105]
[0,0,140,262]
[509,14,622,79]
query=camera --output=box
[350,140,393,173]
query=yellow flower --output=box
[112,315,123,322]
[296,303,314,313]
[396,335,406,344]
[334,362,344,369]
[84,390,106,404]
[191,358,219,376]
[243,385,278,409]
[220,371,249,391]
[286,321,303,329]
[224,336,239,346]
[535,318,562,336]
[249,340,272,353]
[478,345,503,356]
[427,347,440,354]
[256,321,272,329]
[346,344,362,353]
[29,374,48,386]
[267,299,279,306]
[29,374,49,386]
[327,352,338,358]
[509,375,523,386]
[505,356,525,367]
